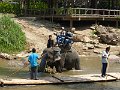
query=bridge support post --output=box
[70,20,73,29]
[95,20,98,25]
[116,20,118,28]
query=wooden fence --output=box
[22,8,120,18]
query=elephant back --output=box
[63,48,79,58]
[63,48,80,70]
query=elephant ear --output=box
[47,48,54,60]
[52,47,61,61]
[42,47,61,62]
[43,48,50,54]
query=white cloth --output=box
[102,51,109,63]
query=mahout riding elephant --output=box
[38,47,80,73]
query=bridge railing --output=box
[21,8,120,18]
[71,8,120,17]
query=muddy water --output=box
[0,56,120,90]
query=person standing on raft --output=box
[101,46,110,77]
[28,48,39,80]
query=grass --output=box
[0,15,26,54]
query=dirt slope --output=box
[15,18,55,54]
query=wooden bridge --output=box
[21,8,120,27]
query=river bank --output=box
[0,17,120,60]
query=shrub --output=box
[29,1,48,9]
[0,15,26,53]
[0,2,20,14]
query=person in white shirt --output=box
[101,46,110,77]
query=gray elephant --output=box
[38,47,80,73]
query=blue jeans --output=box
[30,66,38,79]
[101,63,108,77]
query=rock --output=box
[70,28,75,33]
[0,53,11,60]
[73,35,82,42]
[16,51,30,58]
[83,47,88,50]
[93,49,102,54]
[100,33,120,45]
[96,25,107,35]
[86,44,94,49]
[90,40,99,44]
[108,28,116,33]
[94,25,120,45]
[73,35,91,43]
[94,44,100,48]
[93,50,100,54]
[90,26,96,30]
[83,36,91,43]
[40,24,45,27]
[91,34,98,39]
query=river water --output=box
[0,56,120,90]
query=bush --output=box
[29,1,48,9]
[55,7,64,15]
[0,2,20,14]
[0,15,26,53]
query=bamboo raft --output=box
[0,72,120,86]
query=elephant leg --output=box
[64,59,73,70]
[66,67,72,70]
[47,61,54,69]
[38,58,46,72]
[75,59,80,70]
[55,61,62,73]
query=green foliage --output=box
[0,15,26,53]
[91,30,97,36]
[29,1,48,9]
[0,2,20,14]
[55,7,64,15]
[67,7,73,15]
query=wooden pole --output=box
[109,0,111,9]
[95,20,98,25]
[116,20,118,28]
[70,20,73,29]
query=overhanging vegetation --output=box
[0,15,26,53]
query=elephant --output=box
[38,46,80,73]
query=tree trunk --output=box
[108,0,111,9]
[27,0,30,9]
[111,0,114,9]
[90,0,97,8]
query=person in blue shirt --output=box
[64,31,73,48]
[28,48,39,80]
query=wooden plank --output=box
[0,77,61,85]
[0,73,119,86]
[54,73,118,83]
[107,72,120,79]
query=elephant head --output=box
[42,47,61,62]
